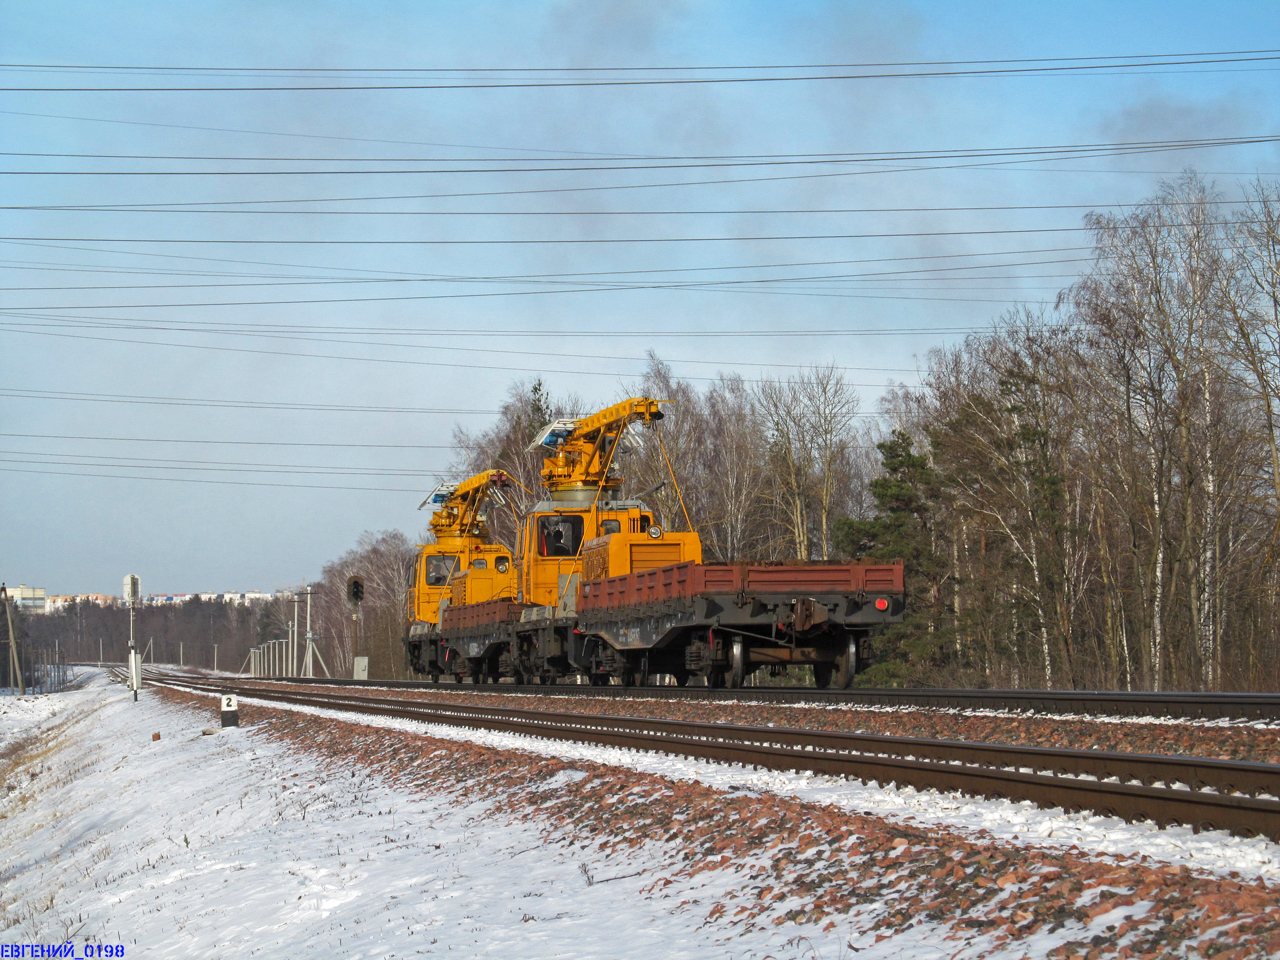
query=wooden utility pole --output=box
[1,584,23,696]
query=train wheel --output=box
[812,663,834,688]
[672,670,690,687]
[727,639,746,689]
[832,636,859,690]
[706,667,727,689]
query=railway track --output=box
[226,672,1280,721]
[143,671,1280,843]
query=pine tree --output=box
[834,431,951,685]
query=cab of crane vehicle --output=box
[406,469,515,628]
[412,541,517,624]
[448,542,516,607]
[517,501,701,608]
[409,544,462,627]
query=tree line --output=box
[851,174,1280,691]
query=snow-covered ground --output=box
[1,673,791,958]
[3,672,1280,959]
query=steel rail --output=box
[148,672,1280,842]
[186,671,1280,721]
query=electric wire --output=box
[0,324,928,385]
[0,432,453,449]
[0,241,1101,282]
[0,465,428,493]
[5,214,1266,251]
[3,132,1271,164]
[0,314,930,373]
[0,387,499,414]
[3,52,1279,91]
[1,199,1254,214]
[9,49,1277,72]
[0,450,442,476]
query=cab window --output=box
[425,555,458,586]
[538,515,584,557]
[599,519,621,536]
[470,558,487,569]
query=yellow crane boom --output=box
[527,397,664,499]
[421,468,511,543]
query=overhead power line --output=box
[6,49,1277,73]
[2,52,1278,91]
[0,431,453,449]
[0,387,500,414]
[0,239,1099,281]
[0,323,929,385]
[0,450,442,477]
[0,314,933,373]
[0,251,1090,310]
[3,133,1272,164]
[0,465,428,494]
[5,133,1276,174]
[2,199,1253,215]
[2,217,1266,258]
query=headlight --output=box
[647,525,663,539]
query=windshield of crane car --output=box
[425,555,459,586]
[537,515,584,557]
[599,519,621,536]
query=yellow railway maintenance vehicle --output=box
[428,397,904,687]
[404,468,517,679]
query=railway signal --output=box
[124,574,141,701]
[347,575,365,678]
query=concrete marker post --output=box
[220,694,239,727]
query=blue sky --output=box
[3,1,1279,594]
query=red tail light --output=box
[874,597,889,611]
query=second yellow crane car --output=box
[404,468,516,678]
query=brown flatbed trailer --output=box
[576,559,904,687]
[437,558,904,688]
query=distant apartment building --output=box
[4,584,47,613]
[147,594,190,605]
[143,591,275,606]
[35,589,276,612]
[45,593,118,613]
